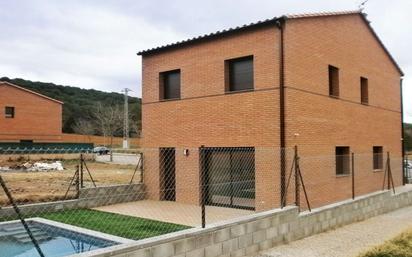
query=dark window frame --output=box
[373,146,383,171]
[200,147,255,210]
[336,146,350,176]
[360,77,369,105]
[328,65,340,98]
[5,106,15,118]
[225,55,254,93]
[159,69,181,100]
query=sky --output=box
[0,0,411,122]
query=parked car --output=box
[93,146,110,155]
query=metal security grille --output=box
[201,147,255,210]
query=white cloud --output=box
[0,1,185,97]
[0,0,411,122]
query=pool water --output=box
[0,220,118,257]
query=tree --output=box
[72,119,96,143]
[129,117,142,138]
[93,103,123,161]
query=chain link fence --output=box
[405,153,412,183]
[0,146,406,256]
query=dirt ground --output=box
[0,158,140,206]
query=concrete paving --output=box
[260,204,412,257]
[94,200,254,227]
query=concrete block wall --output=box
[79,184,146,205]
[82,187,412,257]
[0,184,145,218]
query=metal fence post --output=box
[80,153,84,188]
[199,145,206,228]
[280,147,286,208]
[140,152,144,183]
[352,152,355,200]
[387,152,391,191]
[407,154,410,183]
[76,165,80,199]
[294,146,300,211]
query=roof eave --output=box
[137,18,280,56]
[0,81,64,104]
[358,13,404,76]
[136,10,404,77]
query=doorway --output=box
[159,148,176,201]
[202,147,255,210]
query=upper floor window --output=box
[225,56,254,92]
[5,106,14,118]
[160,69,181,100]
[360,77,369,105]
[328,65,339,97]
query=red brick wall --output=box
[142,26,280,148]
[140,14,402,211]
[0,83,62,142]
[284,14,402,208]
[141,26,281,210]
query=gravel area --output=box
[261,205,412,257]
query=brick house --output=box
[138,11,404,211]
[0,81,63,142]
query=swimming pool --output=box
[0,218,131,257]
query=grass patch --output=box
[39,209,190,240]
[358,229,412,257]
[0,209,190,240]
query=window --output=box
[5,106,14,118]
[373,146,383,170]
[336,146,350,175]
[20,140,33,144]
[360,77,368,104]
[328,65,339,97]
[201,147,255,210]
[160,69,181,100]
[226,56,254,92]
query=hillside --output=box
[0,77,141,134]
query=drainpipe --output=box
[400,78,406,185]
[276,17,287,207]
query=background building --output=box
[0,81,63,143]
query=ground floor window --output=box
[336,146,350,175]
[373,146,383,170]
[201,147,255,210]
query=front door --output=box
[160,148,176,201]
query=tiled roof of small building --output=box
[0,81,64,104]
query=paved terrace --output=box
[94,200,254,227]
[94,185,412,228]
